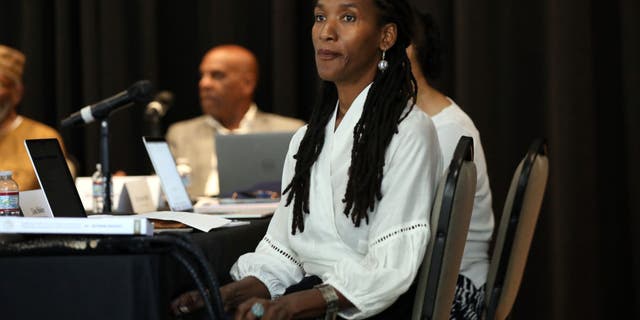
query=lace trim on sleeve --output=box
[372,223,429,247]
[263,236,304,270]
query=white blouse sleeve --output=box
[230,127,308,298]
[325,113,443,319]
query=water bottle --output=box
[92,163,105,213]
[176,157,192,188]
[0,170,21,216]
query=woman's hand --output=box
[170,286,236,316]
[170,290,205,316]
[234,297,294,320]
[170,277,270,316]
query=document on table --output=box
[90,211,232,232]
[137,211,231,232]
[193,198,278,218]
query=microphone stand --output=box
[145,111,162,137]
[100,119,112,212]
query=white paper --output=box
[121,180,156,213]
[19,189,53,217]
[137,211,231,232]
[193,198,278,217]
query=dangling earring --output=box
[377,50,388,72]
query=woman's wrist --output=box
[314,284,339,319]
[222,276,271,310]
[276,288,328,319]
[219,284,238,310]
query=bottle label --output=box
[93,182,104,196]
[0,191,19,211]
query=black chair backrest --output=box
[412,136,477,320]
[483,138,549,320]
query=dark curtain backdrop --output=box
[1,0,638,319]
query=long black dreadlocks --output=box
[284,0,417,235]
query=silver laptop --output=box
[142,136,276,218]
[24,139,87,217]
[142,137,194,212]
[215,132,294,197]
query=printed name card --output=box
[119,180,156,213]
[19,189,53,217]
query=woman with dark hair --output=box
[172,0,442,318]
[408,11,495,319]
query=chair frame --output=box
[413,136,476,320]
[484,138,548,320]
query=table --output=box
[0,218,270,320]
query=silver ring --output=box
[251,302,265,318]
[178,305,190,314]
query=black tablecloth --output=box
[0,218,270,320]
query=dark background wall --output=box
[1,0,638,318]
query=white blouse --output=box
[231,85,443,319]
[429,99,495,288]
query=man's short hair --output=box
[0,44,26,84]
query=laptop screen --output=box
[215,131,294,197]
[24,139,86,217]
[142,137,193,212]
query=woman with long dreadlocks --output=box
[172,0,442,318]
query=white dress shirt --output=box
[429,99,495,288]
[231,85,443,319]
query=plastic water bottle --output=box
[176,157,192,188]
[0,170,21,216]
[92,163,105,213]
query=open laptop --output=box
[24,139,87,217]
[215,132,294,197]
[142,137,192,211]
[142,136,276,218]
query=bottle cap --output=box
[0,170,12,177]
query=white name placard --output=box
[19,189,53,217]
[119,180,156,213]
[75,175,162,212]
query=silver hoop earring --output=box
[377,50,388,72]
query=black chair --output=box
[483,138,549,320]
[412,136,477,320]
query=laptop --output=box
[24,139,87,217]
[142,137,193,211]
[142,136,276,218]
[215,132,294,197]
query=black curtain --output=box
[0,0,316,176]
[1,0,639,319]
[418,0,640,319]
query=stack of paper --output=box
[0,216,154,236]
[193,198,279,218]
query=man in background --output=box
[166,44,304,197]
[0,44,70,191]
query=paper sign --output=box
[19,189,53,217]
[75,175,163,212]
[119,180,156,213]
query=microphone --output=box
[145,90,174,118]
[61,80,154,127]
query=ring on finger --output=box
[251,302,265,318]
[178,305,190,314]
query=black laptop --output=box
[24,139,87,217]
